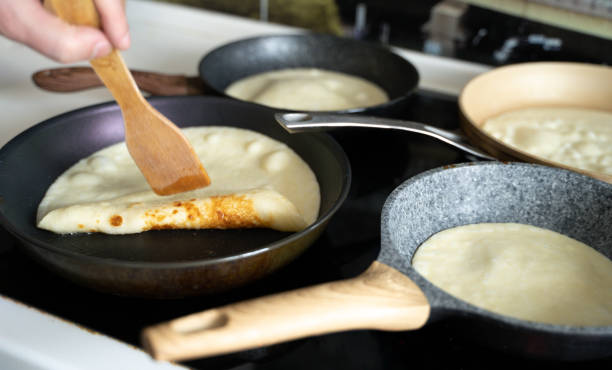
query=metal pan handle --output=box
[276,112,496,161]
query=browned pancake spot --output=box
[206,195,261,228]
[144,195,262,230]
[110,215,123,227]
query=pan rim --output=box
[0,96,352,270]
[382,161,612,336]
[198,32,420,114]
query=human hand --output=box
[0,0,130,63]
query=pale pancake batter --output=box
[412,223,612,326]
[481,107,612,175]
[37,126,320,234]
[225,68,389,111]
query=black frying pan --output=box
[0,96,350,298]
[198,33,419,115]
[32,33,420,116]
[142,162,612,362]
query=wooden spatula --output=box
[45,0,211,195]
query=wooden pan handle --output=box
[32,67,205,96]
[141,261,430,362]
[32,67,104,92]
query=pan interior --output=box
[460,62,612,126]
[0,97,350,264]
[379,162,612,303]
[458,62,612,183]
[198,34,419,106]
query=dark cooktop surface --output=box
[1,90,610,370]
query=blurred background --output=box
[151,0,611,66]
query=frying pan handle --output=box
[32,67,204,96]
[275,112,496,161]
[141,261,430,362]
[32,67,108,92]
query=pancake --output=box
[225,68,389,111]
[412,223,612,326]
[37,126,320,234]
[481,106,612,175]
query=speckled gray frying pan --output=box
[142,162,612,362]
[378,162,612,361]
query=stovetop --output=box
[1,90,610,369]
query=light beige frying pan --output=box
[459,62,612,183]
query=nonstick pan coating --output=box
[198,33,419,115]
[0,96,351,298]
[142,162,611,362]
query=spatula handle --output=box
[45,0,142,107]
[44,0,100,28]
[88,50,144,107]
[141,261,430,362]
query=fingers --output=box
[95,0,130,50]
[0,0,129,63]
[29,1,113,63]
